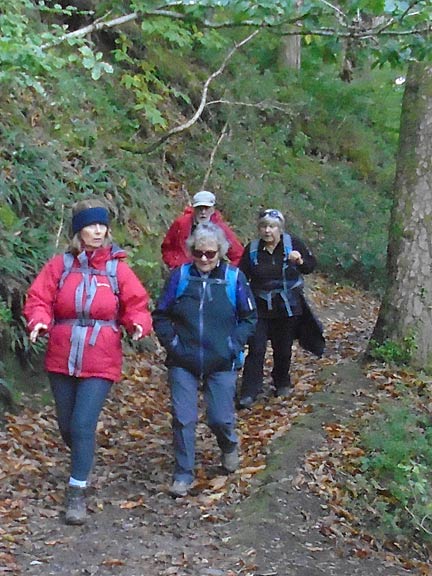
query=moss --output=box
[0,204,19,229]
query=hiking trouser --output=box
[48,373,112,482]
[168,366,238,484]
[240,316,300,399]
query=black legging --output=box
[240,315,300,399]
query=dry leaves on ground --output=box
[0,276,384,574]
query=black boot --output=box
[65,486,87,525]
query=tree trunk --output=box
[371,62,432,369]
[281,35,301,70]
[280,0,302,70]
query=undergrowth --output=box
[341,381,432,556]
[0,28,404,389]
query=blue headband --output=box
[72,207,110,235]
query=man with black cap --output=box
[161,191,243,269]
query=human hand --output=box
[132,323,143,341]
[288,250,303,265]
[30,323,48,343]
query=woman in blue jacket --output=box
[152,222,257,497]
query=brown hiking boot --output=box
[65,486,87,525]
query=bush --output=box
[351,399,432,549]
[369,334,417,365]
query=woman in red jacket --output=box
[24,198,152,525]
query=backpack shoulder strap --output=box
[249,235,292,265]
[175,263,193,299]
[58,252,75,288]
[282,233,292,260]
[249,239,260,266]
[175,263,238,309]
[224,265,239,309]
[58,252,120,295]
[105,258,119,294]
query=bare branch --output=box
[41,13,140,49]
[373,0,422,35]
[40,5,432,52]
[398,0,424,22]
[202,122,229,190]
[206,99,292,113]
[405,506,432,536]
[319,0,348,21]
[55,204,65,249]
[142,30,260,154]
[40,9,191,49]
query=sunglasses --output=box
[259,209,284,221]
[191,248,218,259]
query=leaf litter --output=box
[0,276,424,574]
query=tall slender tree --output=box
[371,63,432,368]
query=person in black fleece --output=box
[238,209,317,409]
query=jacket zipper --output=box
[199,280,207,378]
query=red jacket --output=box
[23,246,152,382]
[161,207,244,269]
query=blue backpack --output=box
[175,263,243,368]
[249,232,303,316]
[175,262,239,309]
[249,232,293,266]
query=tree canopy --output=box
[2,0,431,129]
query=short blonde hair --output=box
[68,198,112,254]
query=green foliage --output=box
[0,0,419,397]
[0,299,13,325]
[129,246,163,299]
[0,1,113,93]
[77,46,114,81]
[369,333,417,365]
[175,50,401,288]
[1,0,430,127]
[348,398,432,547]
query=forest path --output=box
[1,277,409,575]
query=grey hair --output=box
[258,208,285,232]
[186,222,230,259]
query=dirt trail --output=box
[5,280,409,576]
[224,360,409,576]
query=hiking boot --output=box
[275,386,291,398]
[221,447,240,472]
[65,486,87,525]
[237,395,255,410]
[169,480,190,498]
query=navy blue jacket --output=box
[152,262,257,377]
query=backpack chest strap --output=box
[58,252,120,376]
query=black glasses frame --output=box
[191,248,218,259]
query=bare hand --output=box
[30,323,48,343]
[288,250,303,265]
[132,323,143,341]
